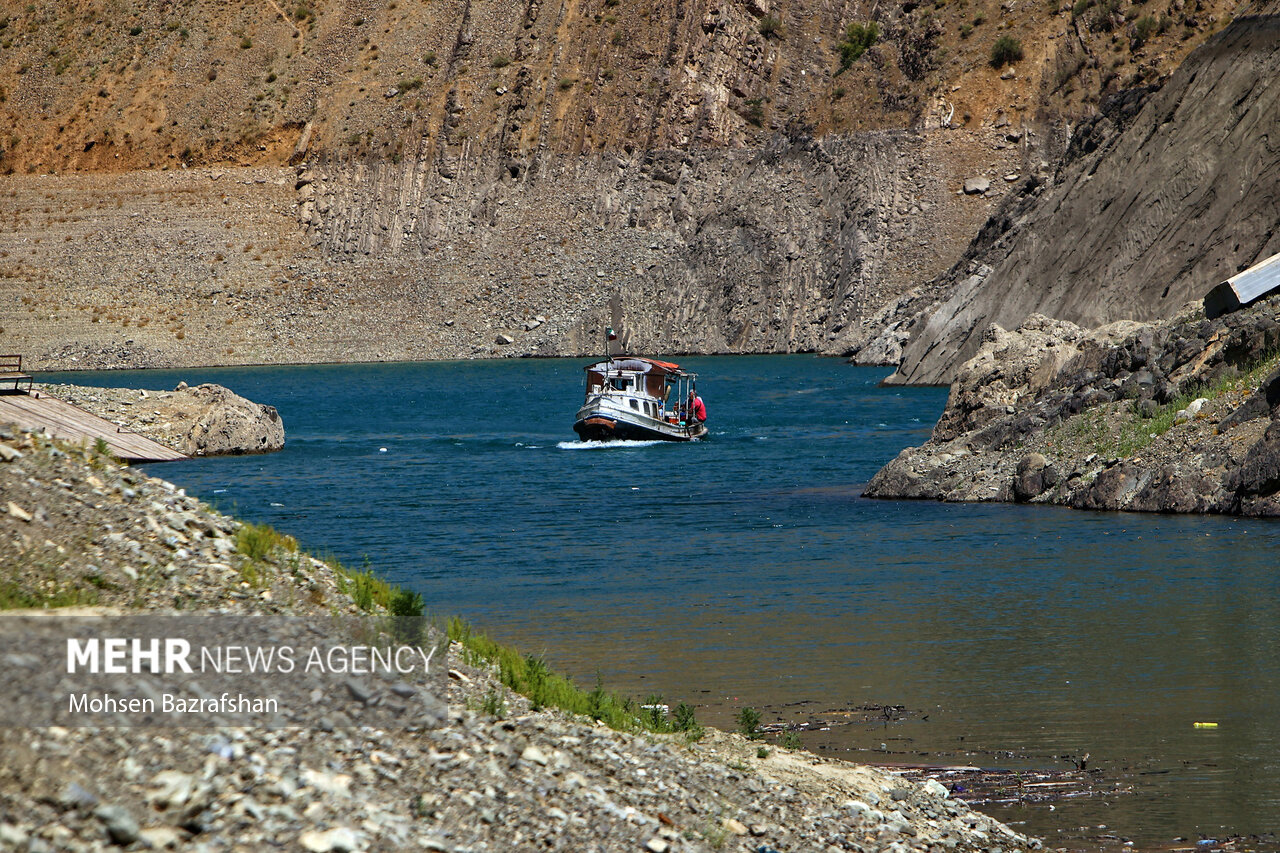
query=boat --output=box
[572,355,707,442]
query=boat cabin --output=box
[574,356,706,441]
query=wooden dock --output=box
[0,392,188,463]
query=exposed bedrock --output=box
[3,126,1031,371]
[298,128,1029,358]
[866,293,1280,515]
[888,6,1280,386]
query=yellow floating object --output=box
[1194,722,1219,728]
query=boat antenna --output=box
[605,326,618,363]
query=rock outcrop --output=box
[889,5,1280,385]
[39,382,284,456]
[866,294,1280,515]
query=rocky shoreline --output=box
[0,423,1041,851]
[866,294,1280,515]
[34,382,284,457]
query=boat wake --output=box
[556,439,665,450]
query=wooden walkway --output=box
[0,392,188,463]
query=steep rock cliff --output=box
[889,3,1280,385]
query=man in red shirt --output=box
[688,391,707,423]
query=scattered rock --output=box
[298,827,359,853]
[520,744,549,765]
[963,177,991,195]
[93,804,140,845]
[1174,397,1209,424]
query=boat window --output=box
[630,399,639,411]
[610,376,632,391]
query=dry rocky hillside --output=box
[0,0,1239,370]
[887,0,1280,385]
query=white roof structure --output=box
[1204,249,1280,318]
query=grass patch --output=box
[447,616,703,735]
[335,562,393,611]
[479,687,506,717]
[235,521,298,561]
[1051,347,1280,459]
[0,578,97,609]
[758,15,784,37]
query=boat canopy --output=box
[582,356,684,376]
[584,356,693,401]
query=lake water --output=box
[48,356,1280,850]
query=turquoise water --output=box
[49,356,1280,850]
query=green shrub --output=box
[642,695,669,731]
[781,729,802,749]
[959,22,973,38]
[1132,14,1162,45]
[758,15,783,37]
[479,687,506,717]
[989,35,1023,68]
[736,706,762,739]
[491,55,511,68]
[388,587,426,645]
[341,565,391,611]
[1089,0,1119,31]
[837,21,878,72]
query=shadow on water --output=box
[46,355,1280,851]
